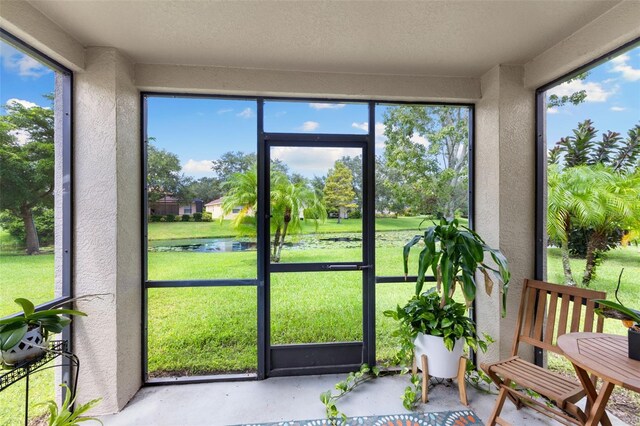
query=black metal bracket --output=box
[0,341,80,426]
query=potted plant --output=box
[0,298,86,366]
[386,217,510,379]
[37,384,102,426]
[593,269,640,361]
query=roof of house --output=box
[205,197,224,206]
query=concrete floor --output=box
[101,374,626,425]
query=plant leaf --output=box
[14,298,35,316]
[0,323,28,351]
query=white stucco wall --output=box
[73,47,141,414]
[475,65,536,363]
[0,0,84,71]
[135,63,481,102]
[525,0,640,89]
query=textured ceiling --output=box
[28,0,621,77]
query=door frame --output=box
[259,124,376,377]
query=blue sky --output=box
[2,38,638,179]
[546,45,640,144]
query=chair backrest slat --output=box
[522,286,537,338]
[544,292,559,345]
[584,300,595,332]
[513,279,606,357]
[533,290,547,341]
[557,293,570,338]
[570,296,583,333]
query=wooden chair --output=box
[481,279,607,426]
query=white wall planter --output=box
[414,332,464,379]
[1,327,46,366]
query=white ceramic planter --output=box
[414,332,464,379]
[1,327,46,365]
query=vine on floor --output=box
[320,364,382,423]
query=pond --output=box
[148,230,422,253]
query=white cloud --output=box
[1,46,51,78]
[182,159,214,174]
[547,79,614,102]
[271,146,361,177]
[6,98,39,109]
[352,122,368,132]
[300,121,320,131]
[217,108,233,114]
[610,106,626,112]
[610,54,640,81]
[352,121,387,137]
[547,107,559,114]
[309,103,346,110]
[236,108,255,118]
[410,133,429,147]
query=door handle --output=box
[327,264,358,270]
[325,264,372,270]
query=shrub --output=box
[181,214,190,222]
[159,216,166,222]
[202,212,213,222]
[348,209,362,219]
[193,212,203,222]
[149,215,163,222]
[165,214,176,223]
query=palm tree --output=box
[222,167,257,228]
[548,164,640,286]
[222,167,327,262]
[270,171,326,262]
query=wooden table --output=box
[558,332,640,426]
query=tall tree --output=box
[147,138,189,202]
[186,177,224,203]
[338,155,363,210]
[383,105,469,217]
[0,98,54,254]
[211,151,256,181]
[323,161,356,223]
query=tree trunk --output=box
[276,221,290,262]
[272,226,281,262]
[275,209,292,262]
[582,231,605,287]
[560,239,576,286]
[21,206,40,255]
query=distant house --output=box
[149,196,203,216]
[205,197,249,219]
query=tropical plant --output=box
[594,270,640,327]
[36,384,102,426]
[547,164,640,286]
[384,289,487,352]
[269,171,327,262]
[0,298,86,352]
[223,167,327,262]
[403,217,510,313]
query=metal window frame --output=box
[141,93,475,384]
[0,28,74,398]
[533,36,640,366]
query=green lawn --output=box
[0,254,55,317]
[2,220,636,422]
[147,216,463,240]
